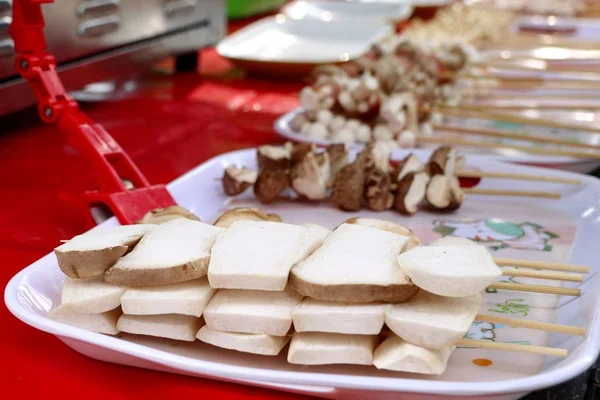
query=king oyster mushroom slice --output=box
[426,175,464,212]
[291,151,331,200]
[395,171,430,215]
[345,217,421,250]
[213,207,282,228]
[138,206,200,225]
[222,166,258,196]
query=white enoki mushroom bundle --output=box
[293,36,480,147]
[220,141,467,216]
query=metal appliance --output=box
[0,0,225,115]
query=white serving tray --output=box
[282,0,414,23]
[275,108,600,173]
[6,148,600,400]
[217,15,392,65]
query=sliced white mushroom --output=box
[197,326,290,356]
[292,298,386,335]
[373,335,455,375]
[61,277,126,314]
[48,305,121,335]
[117,314,203,342]
[208,220,329,291]
[385,290,482,349]
[287,332,379,365]
[290,151,330,200]
[121,277,215,317]
[203,287,302,336]
[397,245,502,297]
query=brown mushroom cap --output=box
[426,146,456,177]
[213,207,282,228]
[257,145,292,170]
[222,166,257,196]
[365,168,394,211]
[291,143,315,165]
[395,171,430,215]
[137,206,200,224]
[253,168,290,204]
[331,162,365,212]
[425,174,464,212]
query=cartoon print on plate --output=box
[433,219,559,251]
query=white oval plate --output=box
[274,108,600,173]
[217,15,392,64]
[5,148,600,400]
[282,0,414,22]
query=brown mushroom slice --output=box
[426,146,456,178]
[138,206,200,225]
[326,144,349,186]
[426,175,464,212]
[291,143,316,165]
[213,207,282,228]
[345,217,421,250]
[395,171,430,215]
[257,145,292,170]
[396,153,425,181]
[253,168,290,204]
[331,162,365,212]
[365,168,394,211]
[291,152,331,200]
[222,166,258,196]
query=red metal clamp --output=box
[11,0,176,225]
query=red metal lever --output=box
[11,0,176,225]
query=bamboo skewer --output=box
[501,269,583,283]
[463,188,560,199]
[433,124,599,151]
[471,60,600,75]
[457,338,568,357]
[488,282,581,297]
[456,103,600,111]
[494,258,590,273]
[462,74,600,86]
[417,136,600,160]
[456,170,582,185]
[475,314,586,336]
[437,106,600,134]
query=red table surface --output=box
[0,11,424,397]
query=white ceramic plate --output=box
[274,108,600,173]
[5,148,600,399]
[216,15,392,64]
[282,1,414,22]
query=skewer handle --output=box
[457,339,568,357]
[502,269,584,283]
[494,258,590,273]
[488,282,581,297]
[475,314,586,336]
[463,188,561,199]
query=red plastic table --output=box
[0,39,316,398]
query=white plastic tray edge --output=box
[5,149,600,397]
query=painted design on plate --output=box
[433,218,559,251]
[488,299,530,317]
